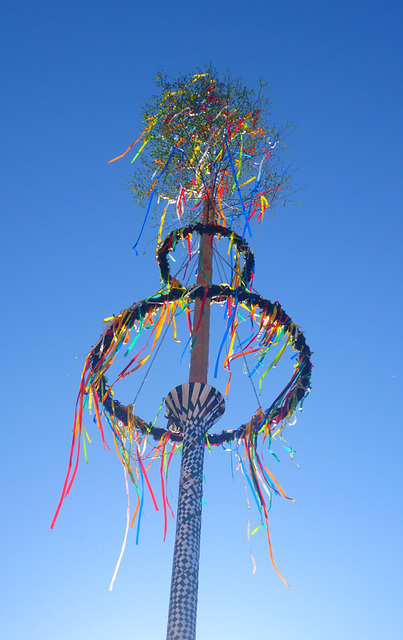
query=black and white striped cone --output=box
[165,382,225,640]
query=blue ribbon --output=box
[242,181,260,239]
[136,472,145,545]
[214,293,238,378]
[132,146,181,254]
[225,138,252,237]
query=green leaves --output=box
[125,65,293,231]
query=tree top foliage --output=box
[111,65,292,234]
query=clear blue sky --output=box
[1,1,402,639]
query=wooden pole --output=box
[188,195,215,384]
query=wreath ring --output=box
[90,285,312,446]
[157,223,255,289]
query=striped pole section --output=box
[165,382,225,640]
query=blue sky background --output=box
[1,1,402,639]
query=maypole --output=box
[52,68,313,640]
